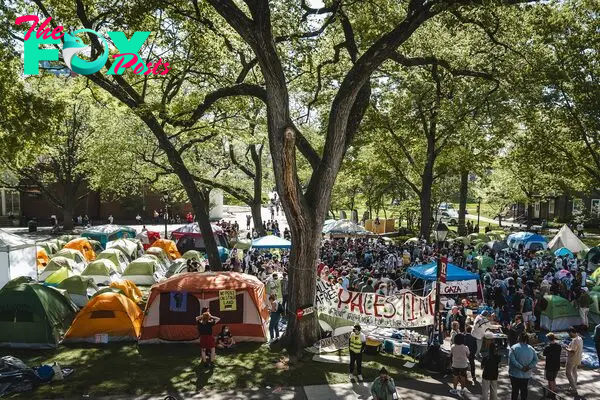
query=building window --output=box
[7,190,20,215]
[591,199,600,218]
[573,198,585,217]
[548,200,555,215]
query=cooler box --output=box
[365,337,382,355]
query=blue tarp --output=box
[81,224,136,248]
[407,262,480,281]
[251,235,292,249]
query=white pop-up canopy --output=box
[0,230,37,288]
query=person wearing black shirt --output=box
[465,326,478,382]
[481,342,501,400]
[196,312,221,367]
[543,333,562,399]
[509,314,525,347]
[216,325,235,349]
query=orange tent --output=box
[149,239,181,260]
[64,238,96,262]
[109,280,143,304]
[140,272,269,344]
[62,293,143,342]
[37,248,49,270]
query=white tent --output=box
[0,230,37,288]
[548,225,589,253]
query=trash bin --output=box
[28,220,37,232]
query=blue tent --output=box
[251,236,292,249]
[554,247,574,257]
[507,231,548,250]
[407,262,479,281]
[81,225,136,248]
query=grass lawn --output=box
[4,343,424,399]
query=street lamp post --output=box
[432,221,449,345]
[161,193,170,238]
[477,197,482,232]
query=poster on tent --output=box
[169,291,188,312]
[440,280,478,295]
[219,290,237,311]
[315,280,435,328]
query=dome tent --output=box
[109,280,143,304]
[548,225,589,253]
[145,247,171,271]
[0,283,77,348]
[58,275,99,307]
[39,256,78,281]
[64,238,96,262]
[44,266,76,286]
[63,292,143,343]
[106,239,143,261]
[507,232,548,250]
[170,223,229,253]
[81,224,136,248]
[96,248,128,273]
[540,295,582,331]
[140,272,269,343]
[81,259,120,286]
[122,256,163,286]
[149,239,181,260]
[54,248,87,272]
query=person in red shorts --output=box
[196,311,220,367]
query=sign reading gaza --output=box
[15,15,170,76]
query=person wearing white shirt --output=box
[472,311,492,357]
[565,327,583,396]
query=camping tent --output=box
[507,232,548,251]
[540,295,582,331]
[548,225,589,253]
[251,236,292,249]
[476,255,495,272]
[136,230,161,250]
[145,247,171,271]
[150,239,181,260]
[39,256,78,281]
[182,250,204,261]
[38,241,58,256]
[54,248,87,272]
[44,266,76,286]
[170,223,229,253]
[122,256,163,285]
[109,280,143,304]
[554,247,574,258]
[63,292,143,343]
[0,283,77,348]
[96,248,128,273]
[106,239,143,261]
[64,238,96,262]
[81,225,137,248]
[322,219,373,236]
[0,230,37,289]
[58,275,99,307]
[586,247,600,264]
[81,259,119,286]
[165,259,199,278]
[407,262,480,281]
[486,240,508,253]
[140,272,269,343]
[37,247,49,270]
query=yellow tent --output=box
[37,248,49,270]
[109,280,143,304]
[591,268,600,282]
[45,266,76,285]
[62,293,143,343]
[149,239,181,260]
[64,238,96,262]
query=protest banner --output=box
[440,280,478,294]
[315,280,435,328]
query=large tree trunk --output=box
[419,145,436,239]
[458,170,469,235]
[62,188,76,230]
[250,201,266,236]
[62,209,74,230]
[526,201,533,228]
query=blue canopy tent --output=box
[251,236,292,249]
[407,262,479,281]
[81,225,137,248]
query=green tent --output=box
[145,247,171,270]
[81,259,119,285]
[0,283,77,348]
[231,238,251,250]
[38,241,59,255]
[39,256,77,281]
[541,295,582,330]
[1,276,35,290]
[182,250,204,261]
[476,255,495,272]
[165,260,190,278]
[54,248,87,270]
[58,276,98,307]
[122,256,161,286]
[92,287,125,299]
[45,266,76,286]
[58,234,79,243]
[96,248,128,273]
[106,238,143,260]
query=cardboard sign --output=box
[440,280,478,294]
[219,290,237,311]
[315,279,435,328]
[305,331,352,354]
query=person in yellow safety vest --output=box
[349,324,366,381]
